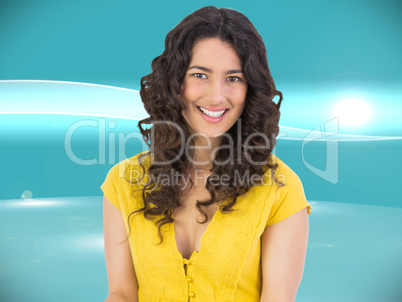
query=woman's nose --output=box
[207,79,225,103]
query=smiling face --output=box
[179,38,248,146]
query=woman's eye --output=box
[193,73,207,79]
[227,76,240,82]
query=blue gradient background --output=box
[1,0,401,205]
[1,0,401,301]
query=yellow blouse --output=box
[101,151,311,302]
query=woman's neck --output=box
[188,135,222,172]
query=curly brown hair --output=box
[125,6,284,244]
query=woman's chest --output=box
[128,180,271,300]
[173,185,220,259]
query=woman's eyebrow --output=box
[188,65,243,74]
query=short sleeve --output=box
[100,163,121,210]
[266,168,311,226]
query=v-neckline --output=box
[171,206,222,260]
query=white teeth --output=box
[199,107,226,118]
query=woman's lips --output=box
[196,106,229,123]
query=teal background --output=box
[1,0,401,204]
[1,0,402,89]
[1,0,402,301]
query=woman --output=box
[101,6,311,302]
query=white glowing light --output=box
[14,200,61,207]
[333,98,371,127]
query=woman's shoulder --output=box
[100,150,152,210]
[120,150,152,171]
[121,150,153,181]
[258,153,305,195]
[241,153,304,201]
[105,150,152,187]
